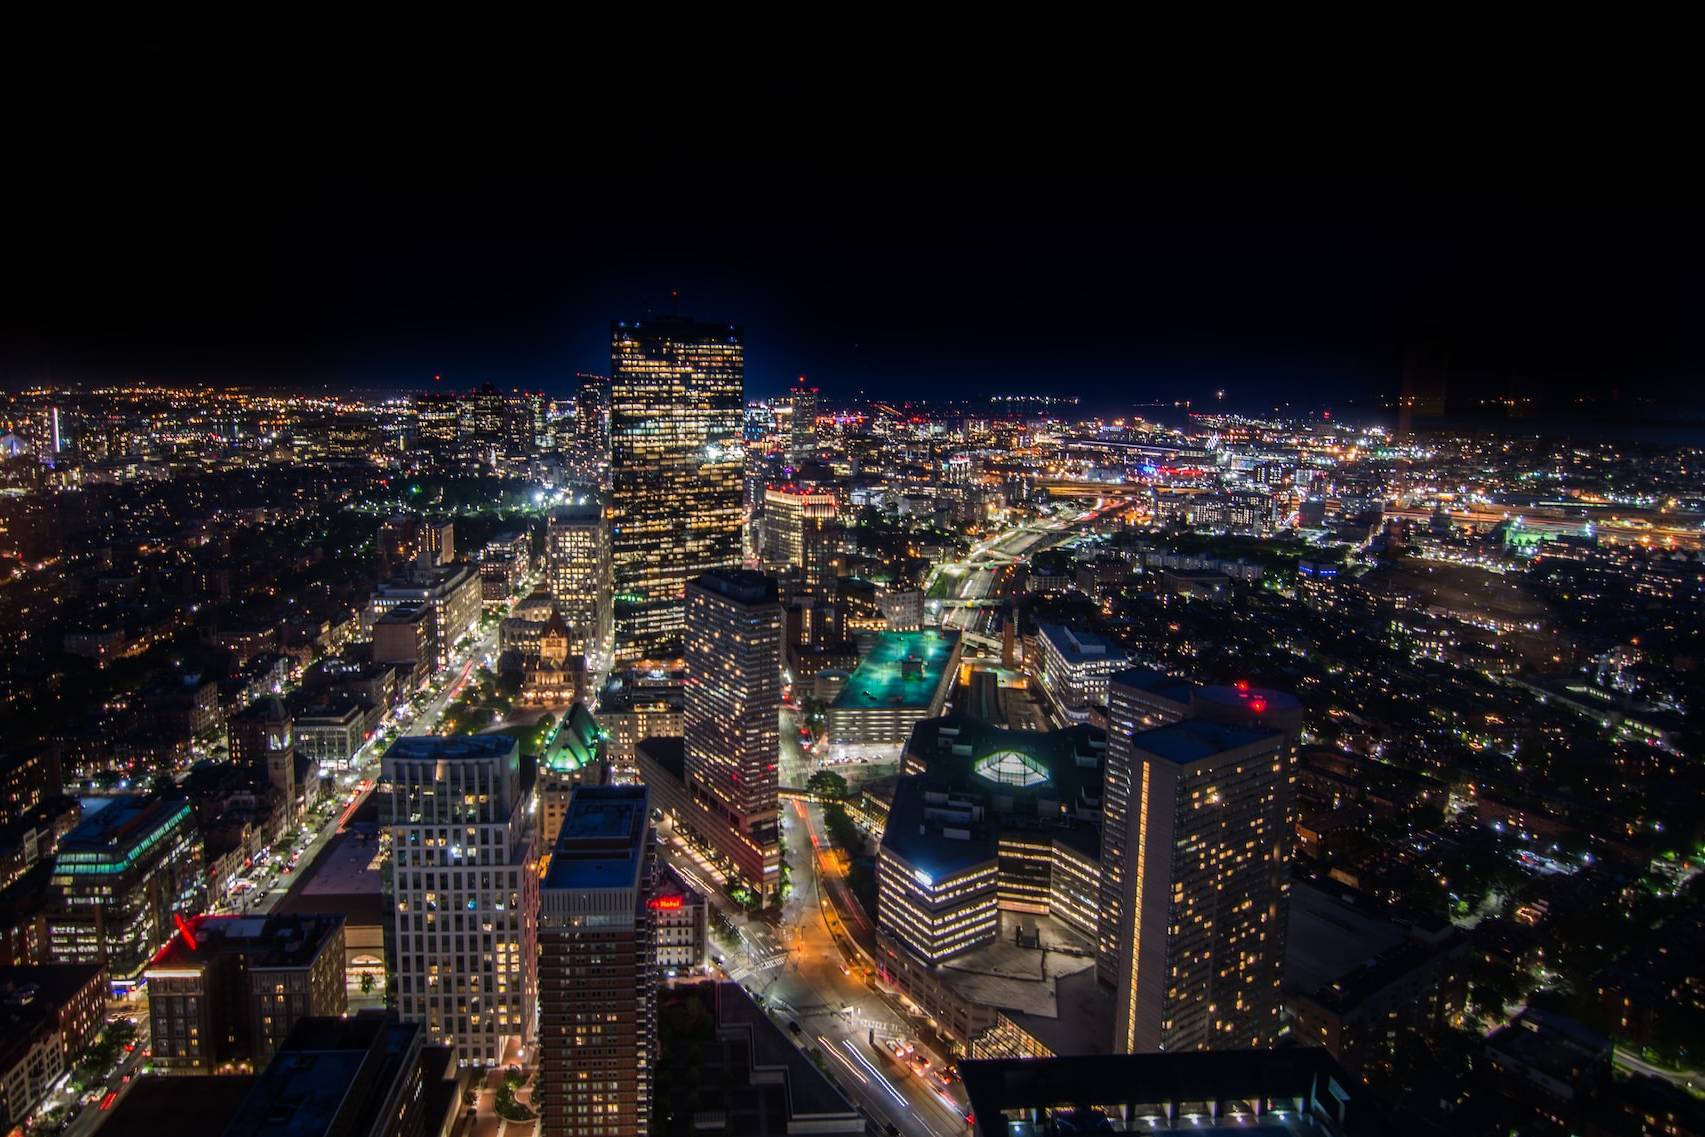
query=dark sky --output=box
[2,173,1699,421]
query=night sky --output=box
[3,175,1699,424]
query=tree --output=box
[360,972,375,995]
[807,770,849,800]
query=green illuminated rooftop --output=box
[831,630,959,711]
[544,702,603,773]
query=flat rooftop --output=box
[831,629,959,711]
[960,1047,1373,1137]
[1194,683,1304,716]
[1130,719,1280,765]
[935,911,1100,1022]
[149,913,343,971]
[1036,622,1124,664]
[383,733,516,763]
[1109,667,1194,706]
[273,827,385,929]
[60,795,189,854]
[544,784,650,891]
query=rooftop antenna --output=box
[670,290,680,316]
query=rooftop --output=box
[1130,719,1281,766]
[831,630,959,711]
[543,702,601,774]
[59,794,190,857]
[148,913,344,972]
[543,784,650,892]
[222,1012,423,1137]
[960,1048,1374,1137]
[100,1075,258,1137]
[654,981,860,1135]
[690,568,779,605]
[382,733,516,764]
[1193,682,1304,717]
[1036,622,1124,664]
[885,714,1104,876]
[272,827,385,930]
[1109,666,1195,705]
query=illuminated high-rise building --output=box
[760,485,839,589]
[1110,717,1296,1054]
[609,317,744,663]
[572,373,609,460]
[538,784,656,1137]
[683,570,783,903]
[1097,670,1192,985]
[789,380,818,461]
[545,503,611,665]
[380,734,537,1066]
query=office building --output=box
[228,697,295,811]
[683,570,783,904]
[48,796,204,980]
[369,565,481,674]
[1034,623,1130,723]
[371,606,434,681]
[1111,719,1295,1053]
[220,1011,458,1137]
[1096,669,1301,986]
[608,316,744,663]
[877,714,1105,963]
[0,964,106,1131]
[572,373,609,463]
[788,381,818,461]
[760,485,838,588]
[538,785,656,1137]
[379,735,536,1066]
[146,913,346,1074]
[290,694,372,773]
[959,1048,1375,1137]
[545,503,611,665]
[593,675,682,783]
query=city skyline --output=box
[3,177,1700,428]
[3,185,1703,1137]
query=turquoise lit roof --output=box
[831,630,959,711]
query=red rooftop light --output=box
[1235,679,1251,694]
[1249,697,1268,715]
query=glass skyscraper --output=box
[609,316,744,664]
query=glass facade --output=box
[609,317,744,664]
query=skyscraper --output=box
[789,380,818,461]
[683,570,783,903]
[609,317,744,663]
[545,503,611,666]
[760,485,839,590]
[1111,719,1295,1054]
[1096,670,1192,985]
[379,735,537,1066]
[538,785,656,1137]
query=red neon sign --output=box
[174,912,199,951]
[648,895,685,911]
